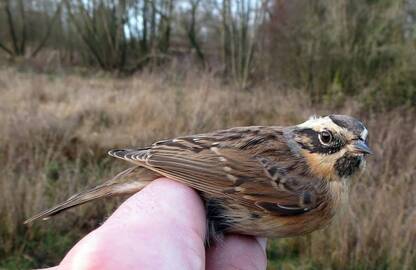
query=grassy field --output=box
[0,67,415,269]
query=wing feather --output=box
[108,128,323,216]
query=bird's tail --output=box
[24,166,155,224]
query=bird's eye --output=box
[319,131,333,145]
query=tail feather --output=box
[24,166,151,224]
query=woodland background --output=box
[0,0,415,269]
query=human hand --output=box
[43,178,267,270]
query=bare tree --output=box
[64,0,129,71]
[31,3,63,57]
[217,0,267,88]
[179,0,205,65]
[0,0,25,56]
[0,0,62,57]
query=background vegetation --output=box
[0,0,415,269]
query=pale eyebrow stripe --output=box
[360,128,368,140]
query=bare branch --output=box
[18,0,26,55]
[5,0,19,55]
[31,2,63,57]
[0,41,13,56]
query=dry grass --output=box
[0,67,414,269]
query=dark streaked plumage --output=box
[25,115,371,239]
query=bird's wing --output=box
[109,130,322,216]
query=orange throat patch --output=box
[301,149,339,181]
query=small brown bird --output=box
[25,115,371,239]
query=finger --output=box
[58,178,206,270]
[206,234,267,270]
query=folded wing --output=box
[109,133,322,216]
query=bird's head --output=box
[291,115,372,180]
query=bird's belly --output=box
[205,181,346,238]
[227,207,337,238]
[206,201,338,238]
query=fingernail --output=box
[256,237,267,251]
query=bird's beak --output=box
[351,140,373,155]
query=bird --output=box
[25,114,372,240]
